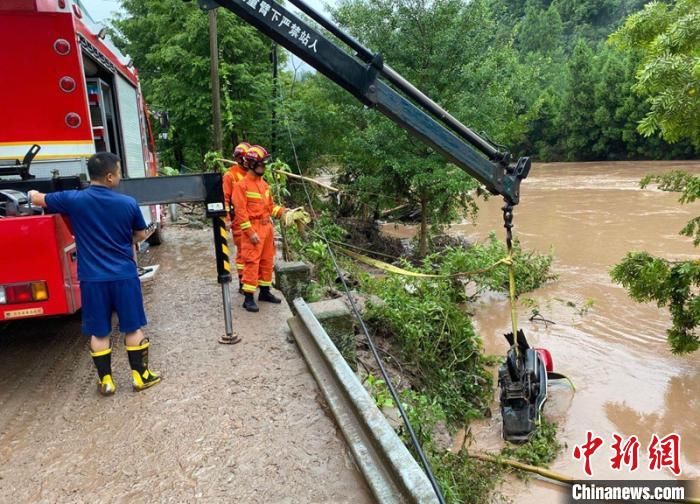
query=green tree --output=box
[554,0,618,43]
[591,46,635,158]
[609,0,700,145]
[611,171,700,354]
[276,72,358,174]
[560,39,598,159]
[516,0,564,55]
[113,0,275,169]
[316,0,533,255]
[610,1,700,354]
[521,87,566,160]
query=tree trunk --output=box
[208,9,223,153]
[419,197,428,257]
[172,131,185,173]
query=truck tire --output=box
[147,223,163,246]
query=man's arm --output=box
[133,229,147,243]
[27,190,48,208]
[222,171,233,212]
[29,189,75,214]
[130,199,148,243]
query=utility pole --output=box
[271,42,278,154]
[270,42,290,260]
[209,8,223,153]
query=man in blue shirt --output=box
[28,152,161,396]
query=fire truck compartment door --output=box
[115,75,152,226]
[115,75,147,177]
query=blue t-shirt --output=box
[46,185,147,282]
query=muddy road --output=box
[0,227,372,503]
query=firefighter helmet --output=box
[244,145,270,164]
[233,142,251,159]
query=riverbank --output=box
[384,160,700,500]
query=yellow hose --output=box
[469,452,700,504]
[470,452,574,484]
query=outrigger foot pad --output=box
[218,334,242,345]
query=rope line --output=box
[335,244,512,279]
[279,85,447,504]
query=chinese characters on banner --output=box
[573,431,682,477]
[244,0,320,53]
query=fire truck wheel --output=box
[147,223,163,246]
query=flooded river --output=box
[385,161,699,499]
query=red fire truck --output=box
[0,0,163,322]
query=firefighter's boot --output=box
[258,286,282,304]
[243,292,259,312]
[126,339,161,391]
[91,347,116,396]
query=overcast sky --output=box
[81,0,339,73]
[81,0,337,24]
[79,0,119,23]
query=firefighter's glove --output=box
[283,207,311,227]
[249,231,260,245]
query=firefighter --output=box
[223,141,251,292]
[232,145,287,312]
[27,152,161,396]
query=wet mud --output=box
[0,226,372,503]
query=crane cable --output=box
[502,202,519,356]
[279,96,447,504]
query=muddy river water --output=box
[385,161,699,499]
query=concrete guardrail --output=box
[288,298,439,504]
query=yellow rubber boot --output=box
[125,339,161,391]
[90,347,116,396]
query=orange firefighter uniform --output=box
[232,171,286,294]
[223,161,248,274]
[223,142,250,276]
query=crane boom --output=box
[202,0,531,204]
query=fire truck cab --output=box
[0,0,163,322]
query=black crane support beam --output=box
[1,173,226,213]
[113,173,225,214]
[1,172,235,341]
[207,0,529,204]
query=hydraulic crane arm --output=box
[197,0,531,204]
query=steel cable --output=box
[279,90,446,504]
